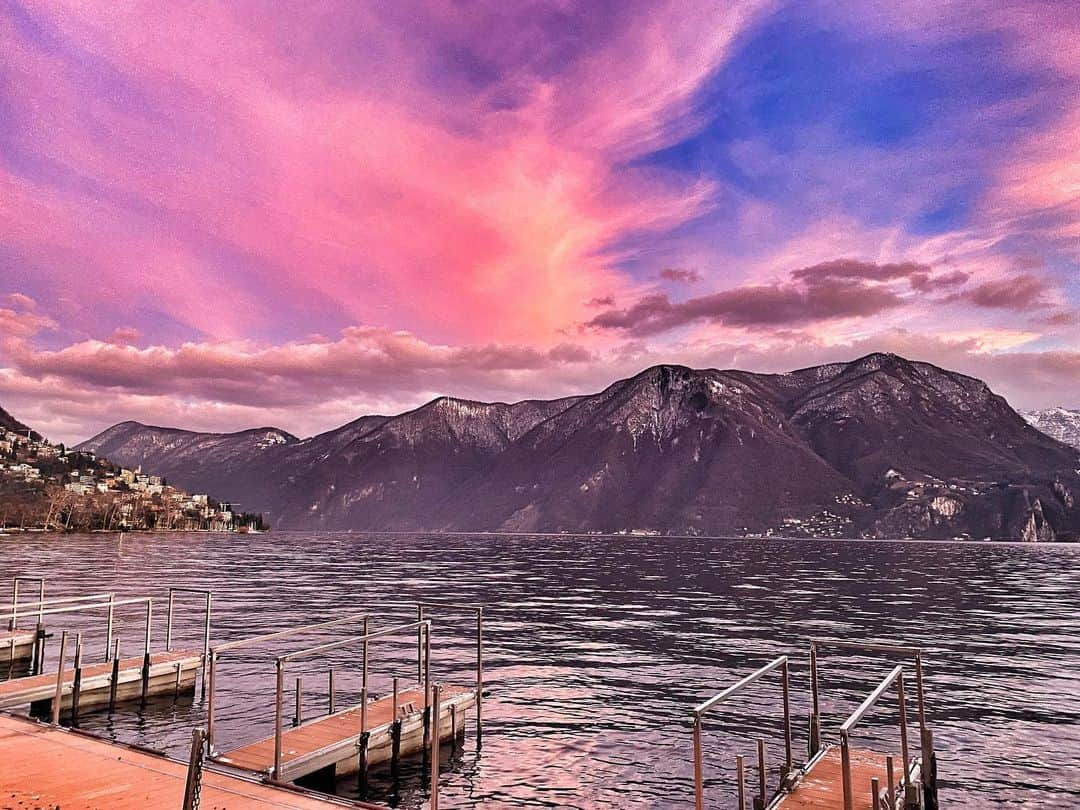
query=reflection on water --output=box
[2,533,1078,808]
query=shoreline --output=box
[1,527,1074,545]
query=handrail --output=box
[691,656,793,810]
[8,591,113,612]
[6,591,116,648]
[212,611,373,655]
[838,664,909,810]
[810,638,928,753]
[840,665,903,732]
[271,619,433,781]
[10,595,155,685]
[694,655,787,716]
[8,577,45,630]
[166,587,212,699]
[278,620,427,662]
[812,638,921,656]
[418,603,485,741]
[206,611,375,753]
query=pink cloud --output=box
[2,0,767,347]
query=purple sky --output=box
[1,1,1078,443]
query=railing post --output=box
[922,727,939,810]
[886,755,896,808]
[273,658,284,780]
[166,589,175,652]
[33,622,45,675]
[476,606,484,744]
[692,714,704,810]
[871,777,880,810]
[108,640,120,712]
[897,671,910,779]
[51,630,68,725]
[840,730,853,810]
[914,652,926,732]
[71,633,83,726]
[736,753,747,810]
[781,658,792,775]
[105,593,115,663]
[430,683,442,810]
[809,642,821,753]
[140,600,152,706]
[391,676,402,782]
[417,604,424,682]
[206,651,217,752]
[7,579,16,632]
[423,620,432,755]
[294,676,303,727]
[201,592,212,700]
[757,738,767,809]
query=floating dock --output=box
[0,629,35,665]
[218,685,477,782]
[773,746,890,809]
[0,649,202,712]
[0,713,373,809]
[693,639,939,810]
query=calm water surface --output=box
[2,533,1078,808]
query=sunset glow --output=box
[1,1,1077,442]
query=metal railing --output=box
[838,664,908,810]
[166,588,212,698]
[270,619,432,782]
[809,639,927,753]
[418,601,484,741]
[9,595,155,669]
[691,656,793,810]
[206,611,376,753]
[810,637,935,807]
[8,576,45,630]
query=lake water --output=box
[3,532,1078,808]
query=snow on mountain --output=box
[1023,408,1080,450]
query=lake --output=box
[3,532,1078,808]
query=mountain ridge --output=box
[75,353,1080,540]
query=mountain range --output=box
[71,353,1080,541]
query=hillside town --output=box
[0,426,264,532]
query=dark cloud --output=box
[587,295,616,308]
[659,268,702,283]
[961,274,1050,310]
[587,260,911,335]
[790,258,929,282]
[909,269,970,291]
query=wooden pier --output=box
[0,649,203,712]
[0,629,36,665]
[0,713,373,809]
[218,685,477,782]
[772,747,890,809]
[692,640,939,810]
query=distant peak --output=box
[846,351,911,370]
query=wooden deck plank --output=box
[0,713,377,809]
[219,684,474,776]
[775,747,891,810]
[0,650,202,709]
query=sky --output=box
[1,0,1078,444]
